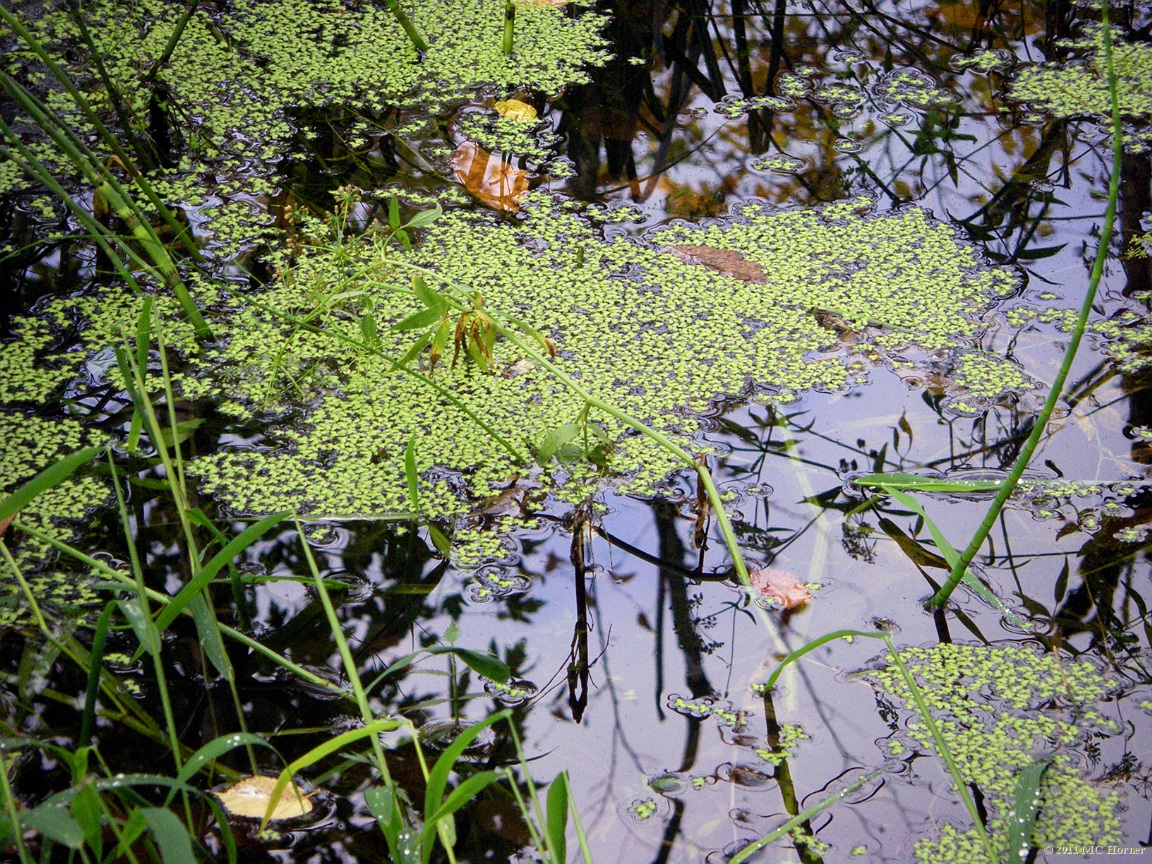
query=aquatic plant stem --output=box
[729,767,887,864]
[503,1,516,54]
[928,6,1124,610]
[0,6,200,259]
[10,520,348,698]
[384,0,429,52]
[0,748,35,864]
[294,523,397,772]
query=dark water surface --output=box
[3,0,1152,862]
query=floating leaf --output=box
[494,98,537,121]
[749,568,811,609]
[450,141,529,212]
[216,775,314,821]
[663,245,767,284]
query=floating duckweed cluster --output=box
[749,154,808,174]
[946,352,1037,412]
[863,644,1123,862]
[872,68,958,110]
[0,316,73,403]
[949,49,1013,75]
[0,412,108,627]
[3,0,609,257]
[754,724,809,766]
[714,94,795,118]
[1010,27,1152,148]
[666,695,746,728]
[0,478,110,629]
[163,193,1016,553]
[453,110,561,165]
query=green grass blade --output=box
[424,710,511,827]
[887,489,1029,629]
[0,447,102,524]
[1007,755,1052,863]
[545,772,569,864]
[763,630,884,692]
[154,513,289,633]
[421,770,501,855]
[854,472,1004,493]
[261,718,404,829]
[78,601,116,748]
[404,436,420,513]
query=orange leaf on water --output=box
[749,567,811,610]
[450,141,529,212]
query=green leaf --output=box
[398,331,433,367]
[412,274,445,311]
[405,203,442,229]
[69,783,103,855]
[0,447,102,525]
[118,597,160,657]
[545,772,569,863]
[263,718,405,828]
[187,594,232,679]
[1006,755,1052,864]
[537,424,581,464]
[365,785,401,848]
[361,312,381,348]
[427,523,452,556]
[135,296,154,370]
[404,435,420,513]
[176,733,272,788]
[394,307,443,332]
[389,195,400,231]
[22,803,84,849]
[424,710,511,830]
[158,417,204,448]
[423,646,510,682]
[421,770,501,860]
[140,808,197,864]
[887,489,1029,629]
[376,646,510,685]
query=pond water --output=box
[2,0,1152,862]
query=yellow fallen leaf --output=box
[450,141,529,212]
[494,99,537,122]
[216,775,314,821]
[514,0,571,7]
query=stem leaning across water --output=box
[929,5,1125,609]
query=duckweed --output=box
[863,644,1123,862]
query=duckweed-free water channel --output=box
[2,0,1151,861]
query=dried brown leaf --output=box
[450,142,529,212]
[664,245,767,284]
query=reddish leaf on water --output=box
[0,514,12,537]
[749,568,811,610]
[450,141,529,212]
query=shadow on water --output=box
[2,0,1151,861]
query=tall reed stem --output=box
[929,6,1125,609]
